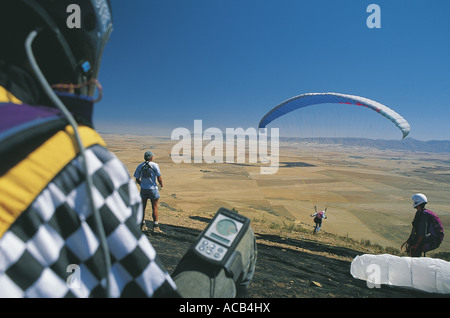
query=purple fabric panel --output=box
[0,103,60,134]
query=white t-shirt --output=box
[133,161,161,189]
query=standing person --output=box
[134,151,163,233]
[310,206,327,234]
[402,193,444,257]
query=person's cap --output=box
[144,151,154,160]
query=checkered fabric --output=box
[0,144,178,297]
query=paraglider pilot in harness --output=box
[402,193,444,257]
[310,206,327,234]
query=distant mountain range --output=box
[280,137,450,153]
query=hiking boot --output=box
[141,223,148,232]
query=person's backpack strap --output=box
[139,161,156,177]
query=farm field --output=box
[102,133,450,253]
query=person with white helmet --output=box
[402,193,441,257]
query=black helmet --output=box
[0,0,113,96]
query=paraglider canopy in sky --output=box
[258,93,410,139]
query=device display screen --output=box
[204,214,243,247]
[210,232,230,244]
[216,219,238,236]
[192,208,250,264]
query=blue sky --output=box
[95,0,450,141]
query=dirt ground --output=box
[144,212,438,298]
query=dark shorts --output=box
[140,188,160,200]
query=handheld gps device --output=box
[172,207,256,295]
[192,207,250,267]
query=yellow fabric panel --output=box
[0,125,106,237]
[0,85,22,104]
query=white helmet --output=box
[412,193,427,208]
